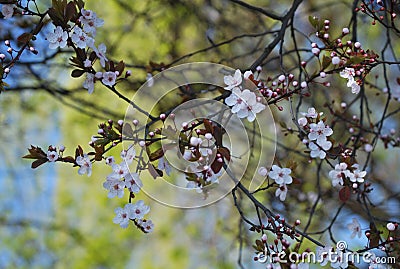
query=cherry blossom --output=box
[330,250,348,268]
[108,162,129,180]
[121,146,135,164]
[328,163,350,187]
[138,219,154,233]
[71,27,94,49]
[224,69,242,90]
[340,67,360,94]
[80,9,104,36]
[225,87,248,113]
[226,88,265,122]
[83,73,95,94]
[124,172,142,193]
[347,218,362,238]
[94,43,108,68]
[308,121,333,144]
[1,4,14,19]
[275,184,288,201]
[103,178,125,198]
[46,26,68,49]
[301,107,320,118]
[309,140,332,159]
[102,71,117,86]
[80,8,95,20]
[76,154,92,176]
[348,164,366,183]
[47,150,59,162]
[113,203,134,228]
[316,246,333,266]
[269,165,292,185]
[158,156,171,176]
[130,200,150,220]
[105,156,115,166]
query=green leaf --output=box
[308,16,318,28]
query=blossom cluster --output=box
[308,17,379,95]
[102,144,153,231]
[328,162,367,188]
[297,107,333,159]
[258,165,293,201]
[43,5,127,94]
[224,69,266,122]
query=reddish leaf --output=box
[65,1,77,22]
[17,33,33,47]
[397,77,400,85]
[211,159,223,174]
[218,147,231,161]
[148,163,162,179]
[149,148,164,162]
[61,156,75,163]
[47,7,64,27]
[71,69,85,78]
[368,223,380,248]
[115,61,125,75]
[31,159,48,169]
[339,186,351,202]
[23,145,46,159]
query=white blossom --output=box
[46,26,68,49]
[47,150,59,162]
[138,219,154,233]
[76,154,92,176]
[269,165,292,185]
[1,4,14,19]
[347,218,362,238]
[224,69,242,90]
[309,140,332,159]
[94,43,108,68]
[130,200,150,220]
[83,73,95,94]
[113,203,134,228]
[103,178,125,198]
[71,27,94,49]
[158,156,171,176]
[275,184,288,201]
[102,71,117,86]
[328,163,350,187]
[348,164,367,183]
[308,121,333,144]
[124,172,142,193]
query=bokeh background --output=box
[1,0,399,268]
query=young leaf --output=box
[339,186,351,202]
[71,69,85,78]
[31,158,48,169]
